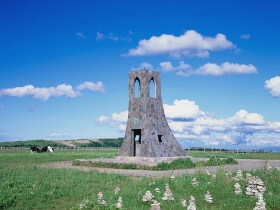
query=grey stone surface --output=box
[234,183,242,194]
[245,176,266,197]
[204,191,213,203]
[119,70,186,157]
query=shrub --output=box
[157,162,169,170]
[157,158,195,170]
[168,158,195,169]
[208,156,221,166]
[204,156,237,166]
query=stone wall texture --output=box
[119,70,186,157]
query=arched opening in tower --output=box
[134,77,141,98]
[149,78,156,98]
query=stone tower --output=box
[119,70,186,157]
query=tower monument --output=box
[119,70,186,157]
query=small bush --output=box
[168,158,195,169]
[208,156,221,166]
[223,157,237,164]
[204,156,237,166]
[157,158,195,170]
[157,162,169,170]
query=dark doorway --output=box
[132,129,141,156]
[158,135,162,143]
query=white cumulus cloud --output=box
[96,111,128,132]
[97,99,280,146]
[0,81,105,101]
[125,30,234,58]
[176,61,191,70]
[163,99,204,120]
[0,84,80,101]
[177,62,257,77]
[229,110,264,125]
[76,81,105,93]
[159,61,191,72]
[265,76,280,97]
[160,61,191,72]
[160,61,173,72]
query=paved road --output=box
[41,159,280,178]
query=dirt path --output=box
[40,159,280,178]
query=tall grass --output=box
[1,165,280,209]
[1,150,280,209]
[0,150,118,166]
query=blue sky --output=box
[0,0,280,149]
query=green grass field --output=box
[1,150,280,209]
[188,151,280,160]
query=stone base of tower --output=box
[119,138,187,157]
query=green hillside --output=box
[99,138,123,147]
[0,138,123,148]
[0,140,65,148]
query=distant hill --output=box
[0,138,123,148]
[0,140,65,148]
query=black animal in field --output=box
[31,146,54,153]
[40,146,48,152]
[40,146,54,153]
[30,146,41,153]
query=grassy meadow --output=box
[1,150,280,209]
